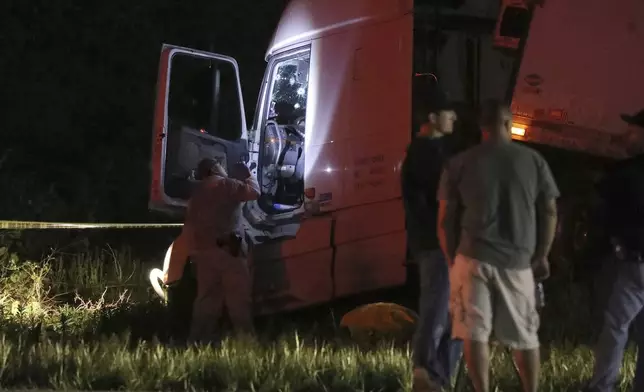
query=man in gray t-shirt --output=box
[437,101,559,392]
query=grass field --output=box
[0,242,637,391]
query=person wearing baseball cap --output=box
[401,87,461,392]
[586,109,644,392]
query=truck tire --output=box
[166,260,197,342]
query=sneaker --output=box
[412,367,444,392]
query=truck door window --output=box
[255,49,310,213]
[168,53,242,141]
[266,52,310,128]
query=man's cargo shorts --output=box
[449,254,540,350]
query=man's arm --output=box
[437,199,459,264]
[436,164,460,265]
[224,163,261,202]
[226,176,261,202]
[533,155,560,265]
[534,195,558,260]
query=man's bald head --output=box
[480,100,513,141]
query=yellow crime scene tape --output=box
[0,220,183,230]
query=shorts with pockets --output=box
[449,254,540,350]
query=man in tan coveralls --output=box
[183,158,260,343]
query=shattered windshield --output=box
[266,51,310,128]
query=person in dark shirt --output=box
[585,109,644,392]
[401,88,461,392]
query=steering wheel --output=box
[263,120,285,169]
[294,116,306,129]
[282,117,305,141]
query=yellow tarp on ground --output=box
[340,302,418,346]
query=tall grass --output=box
[0,244,162,339]
[0,334,636,391]
[0,244,636,391]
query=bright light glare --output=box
[511,126,526,136]
[325,166,332,173]
[149,268,166,300]
[149,242,173,300]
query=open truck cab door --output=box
[150,45,249,211]
[149,44,309,243]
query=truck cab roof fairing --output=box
[266,0,414,58]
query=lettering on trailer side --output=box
[522,126,628,159]
[353,153,386,190]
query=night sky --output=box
[1,0,288,223]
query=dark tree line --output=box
[0,0,287,223]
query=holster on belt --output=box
[216,233,243,257]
